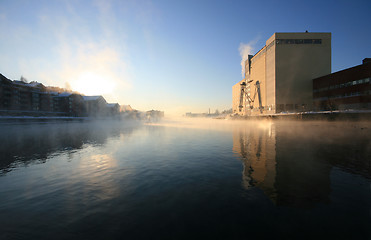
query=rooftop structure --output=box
[82,96,103,101]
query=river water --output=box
[0,119,370,239]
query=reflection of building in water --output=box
[233,122,332,208]
[233,123,276,202]
[273,129,331,208]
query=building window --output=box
[276,39,322,45]
[315,77,371,93]
[295,39,303,44]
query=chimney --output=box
[245,55,254,78]
[362,58,371,64]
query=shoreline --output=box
[229,110,371,121]
[0,116,88,124]
[0,116,146,125]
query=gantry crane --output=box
[239,79,263,114]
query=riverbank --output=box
[229,110,371,121]
[0,115,148,124]
[0,116,89,124]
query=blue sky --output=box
[0,0,370,116]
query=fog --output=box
[0,120,142,174]
[1,117,370,239]
[1,117,370,185]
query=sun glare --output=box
[73,72,115,96]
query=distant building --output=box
[184,112,217,118]
[0,73,125,118]
[233,32,331,115]
[39,92,54,112]
[146,110,164,119]
[53,93,85,116]
[313,58,371,110]
[83,95,107,116]
[12,80,33,111]
[120,105,133,112]
[0,74,13,110]
[106,103,120,116]
[0,75,57,115]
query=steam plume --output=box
[239,41,255,77]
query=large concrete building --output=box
[233,32,331,115]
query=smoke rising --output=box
[238,40,256,77]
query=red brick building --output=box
[313,59,371,110]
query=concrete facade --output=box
[233,32,331,115]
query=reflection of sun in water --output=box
[73,72,115,95]
[78,153,119,201]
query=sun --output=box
[73,72,115,96]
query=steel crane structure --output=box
[238,79,263,114]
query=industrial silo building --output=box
[233,32,331,116]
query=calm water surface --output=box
[0,119,370,239]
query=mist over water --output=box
[0,119,370,239]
